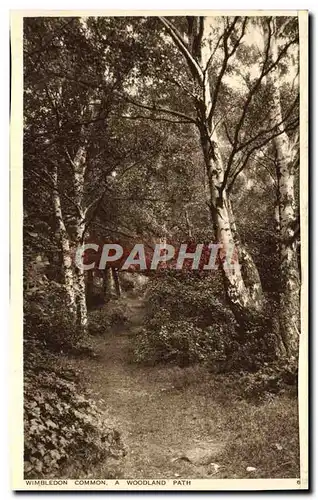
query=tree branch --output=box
[120,114,192,124]
[125,97,197,124]
[28,167,82,218]
[227,118,298,193]
[158,16,204,83]
[236,94,299,153]
[207,17,247,126]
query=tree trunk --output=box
[263,19,300,358]
[52,166,76,317]
[112,268,121,298]
[197,103,264,327]
[74,265,88,330]
[72,144,89,332]
[103,267,113,302]
[184,209,193,238]
[185,17,266,329]
[275,142,299,358]
[204,140,264,327]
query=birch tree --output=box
[130,16,298,333]
[24,17,138,331]
[51,164,77,315]
[262,17,300,358]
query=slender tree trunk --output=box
[185,209,193,238]
[52,166,76,317]
[74,265,88,329]
[275,146,299,358]
[72,144,89,331]
[112,268,121,298]
[86,269,94,302]
[263,19,300,358]
[103,267,113,302]
[270,183,288,357]
[183,17,266,329]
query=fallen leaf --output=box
[246,466,257,472]
[211,462,221,470]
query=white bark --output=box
[263,19,300,358]
[52,166,76,316]
[71,144,89,331]
[74,265,88,328]
[189,17,265,327]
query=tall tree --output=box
[138,15,298,332]
[24,17,139,330]
[262,17,300,358]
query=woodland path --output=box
[69,296,229,479]
[67,296,299,480]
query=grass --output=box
[65,299,300,480]
[215,393,299,478]
[148,365,299,478]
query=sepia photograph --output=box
[10,10,308,490]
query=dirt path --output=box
[69,297,230,479]
[66,296,299,480]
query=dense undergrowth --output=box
[24,275,125,479]
[88,300,130,336]
[24,268,299,479]
[134,270,298,401]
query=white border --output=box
[5,4,311,497]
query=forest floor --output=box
[67,296,300,480]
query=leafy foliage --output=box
[145,270,229,325]
[24,273,91,355]
[136,272,280,371]
[240,358,298,401]
[24,268,125,479]
[22,14,300,481]
[135,321,227,367]
[88,300,129,336]
[24,369,125,478]
[135,272,234,367]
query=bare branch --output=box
[222,19,298,190]
[120,114,192,124]
[126,97,197,124]
[64,147,76,170]
[204,30,225,73]
[236,94,299,152]
[159,16,204,83]
[208,17,247,125]
[118,152,160,180]
[257,158,277,185]
[81,187,109,240]
[227,118,298,192]
[223,121,234,147]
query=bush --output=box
[119,273,135,292]
[24,277,82,353]
[135,271,238,368]
[135,320,227,367]
[24,273,125,479]
[87,300,130,337]
[88,309,111,336]
[240,358,298,401]
[211,324,280,373]
[24,368,125,478]
[145,270,230,327]
[137,270,284,372]
[104,300,130,326]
